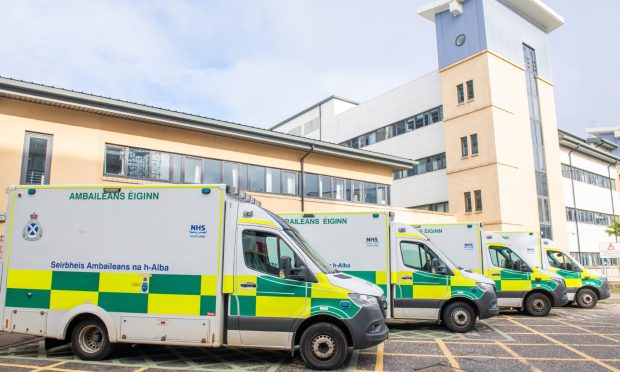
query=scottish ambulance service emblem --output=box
[22,212,43,241]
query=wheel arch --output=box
[440,296,479,319]
[55,305,117,342]
[292,315,353,348]
[579,286,601,300]
[526,289,553,306]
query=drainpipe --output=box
[608,162,619,243]
[568,146,582,264]
[300,145,315,212]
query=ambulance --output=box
[418,223,569,317]
[0,185,388,370]
[496,232,610,309]
[279,212,499,333]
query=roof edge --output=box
[0,77,414,171]
[270,95,358,130]
[558,129,620,165]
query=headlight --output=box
[600,276,608,283]
[476,282,495,292]
[552,277,564,285]
[349,293,379,307]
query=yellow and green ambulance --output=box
[280,212,499,333]
[0,185,388,370]
[419,223,569,317]
[497,232,610,309]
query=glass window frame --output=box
[21,132,54,185]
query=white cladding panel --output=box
[495,232,541,268]
[392,171,448,208]
[280,213,388,273]
[418,224,482,271]
[321,72,442,144]
[6,187,223,275]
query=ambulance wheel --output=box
[524,293,551,317]
[300,322,348,370]
[576,288,598,309]
[71,319,114,360]
[442,302,476,333]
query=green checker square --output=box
[311,298,359,319]
[413,271,448,285]
[500,270,529,280]
[344,271,377,284]
[6,288,50,309]
[397,285,413,299]
[149,274,201,295]
[99,292,148,313]
[52,271,99,291]
[200,295,216,315]
[256,276,306,297]
[237,296,256,316]
[494,280,502,291]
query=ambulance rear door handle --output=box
[401,276,412,280]
[240,282,256,288]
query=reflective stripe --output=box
[7,270,52,290]
[50,290,98,310]
[238,218,277,227]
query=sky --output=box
[0,0,617,136]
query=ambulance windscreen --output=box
[265,210,334,274]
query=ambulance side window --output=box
[489,246,506,268]
[242,230,299,276]
[400,241,437,273]
[546,251,577,271]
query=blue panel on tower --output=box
[436,0,487,69]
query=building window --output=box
[104,144,125,176]
[21,132,53,185]
[282,171,298,195]
[340,106,443,149]
[365,183,377,204]
[304,173,319,197]
[466,80,474,100]
[474,190,482,212]
[566,207,618,226]
[412,202,449,213]
[395,153,446,179]
[561,163,615,190]
[102,144,390,205]
[471,134,478,155]
[461,137,468,157]
[457,84,465,104]
[464,192,472,213]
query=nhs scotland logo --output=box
[189,224,207,239]
[22,212,43,241]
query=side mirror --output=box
[279,256,292,279]
[290,265,308,281]
[519,261,530,272]
[436,263,448,275]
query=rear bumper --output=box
[476,290,499,319]
[346,304,389,349]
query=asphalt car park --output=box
[0,298,618,372]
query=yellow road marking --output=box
[133,368,149,372]
[0,361,86,372]
[358,351,592,361]
[506,317,620,372]
[436,338,460,369]
[374,342,384,372]
[495,341,541,371]
[552,318,619,343]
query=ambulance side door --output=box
[486,245,531,307]
[230,225,310,348]
[393,239,450,320]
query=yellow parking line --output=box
[0,361,85,372]
[374,343,384,372]
[358,351,590,361]
[495,341,541,371]
[552,319,619,343]
[436,339,460,369]
[506,317,619,372]
[30,361,67,372]
[133,368,150,372]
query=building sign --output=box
[599,242,620,259]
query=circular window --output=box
[455,34,466,47]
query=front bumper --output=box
[346,303,389,349]
[550,280,569,307]
[475,289,499,319]
[599,280,611,300]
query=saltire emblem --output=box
[22,212,43,241]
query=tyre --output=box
[70,318,114,360]
[441,302,476,333]
[524,293,551,317]
[576,288,598,309]
[299,322,348,370]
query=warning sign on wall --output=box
[599,242,620,259]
